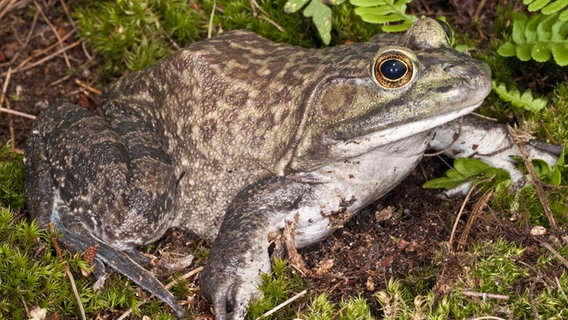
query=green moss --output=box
[339,296,373,319]
[74,0,203,76]
[470,240,530,294]
[539,82,568,145]
[0,207,190,318]
[246,258,305,319]
[0,144,25,209]
[301,294,335,320]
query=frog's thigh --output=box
[38,102,176,248]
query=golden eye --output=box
[373,50,414,89]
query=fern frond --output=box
[349,0,416,32]
[523,0,568,21]
[492,80,548,113]
[497,13,568,66]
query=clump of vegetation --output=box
[246,259,305,319]
[0,205,194,318]
[74,0,204,75]
[0,144,25,209]
[497,12,568,66]
[299,294,375,319]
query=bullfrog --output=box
[24,18,558,319]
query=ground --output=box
[1,0,566,319]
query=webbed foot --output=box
[200,240,270,320]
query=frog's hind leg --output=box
[50,195,186,317]
[25,102,184,316]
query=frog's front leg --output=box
[430,115,561,186]
[25,102,185,317]
[201,176,311,320]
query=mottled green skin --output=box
[25,18,508,319]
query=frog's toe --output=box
[204,274,259,320]
[208,282,249,320]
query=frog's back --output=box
[99,31,386,239]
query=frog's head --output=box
[290,18,491,171]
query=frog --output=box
[24,18,559,319]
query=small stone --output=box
[530,226,546,236]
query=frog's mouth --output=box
[327,101,483,159]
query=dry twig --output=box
[0,0,32,20]
[23,8,39,47]
[255,289,308,320]
[34,0,71,68]
[457,187,494,250]
[0,40,81,77]
[74,79,102,96]
[448,184,476,250]
[49,223,87,320]
[14,30,75,71]
[462,290,510,300]
[540,241,568,269]
[0,106,36,119]
[510,127,557,229]
[0,67,11,110]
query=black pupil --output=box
[380,59,407,81]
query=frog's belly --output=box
[276,133,430,248]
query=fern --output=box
[497,13,568,66]
[349,0,416,32]
[492,80,548,113]
[524,0,568,21]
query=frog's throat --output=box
[329,101,483,158]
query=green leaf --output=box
[536,13,557,39]
[284,0,310,13]
[511,15,528,44]
[492,81,548,113]
[356,11,405,23]
[349,0,415,32]
[454,158,492,177]
[382,20,414,32]
[516,44,533,61]
[528,0,553,12]
[560,8,568,20]
[542,0,568,15]
[423,158,511,191]
[303,0,333,45]
[354,5,397,16]
[497,13,568,65]
[532,159,562,185]
[350,0,387,6]
[551,42,568,65]
[531,42,552,61]
[497,42,517,57]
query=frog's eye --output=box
[373,50,415,89]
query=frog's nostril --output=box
[443,64,455,72]
[226,283,236,313]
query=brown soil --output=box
[0,0,564,319]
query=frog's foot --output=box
[52,209,186,317]
[431,115,562,195]
[201,266,268,320]
[200,242,270,320]
[200,176,308,319]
